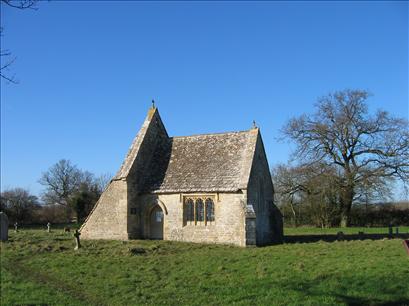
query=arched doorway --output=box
[149,205,164,239]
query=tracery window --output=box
[205,198,215,222]
[196,199,204,222]
[185,198,194,222]
[183,195,215,225]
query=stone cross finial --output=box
[252,120,257,129]
[152,99,155,108]
[74,229,81,250]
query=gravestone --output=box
[47,222,51,233]
[14,222,18,232]
[0,212,9,241]
[74,230,81,250]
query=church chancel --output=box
[80,105,283,246]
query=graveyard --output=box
[1,226,409,305]
[1,1,408,305]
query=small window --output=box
[155,211,163,222]
[196,199,204,222]
[205,198,215,222]
[130,208,137,215]
[185,198,194,222]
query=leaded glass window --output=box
[183,195,215,226]
[205,198,215,222]
[185,198,194,222]
[196,198,204,222]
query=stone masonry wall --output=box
[131,192,247,246]
[247,131,283,245]
[80,179,128,240]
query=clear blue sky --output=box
[1,1,408,198]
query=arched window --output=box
[183,196,215,226]
[205,198,215,222]
[185,198,194,222]
[196,198,204,222]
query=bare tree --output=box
[39,159,109,222]
[282,89,409,227]
[39,159,83,208]
[95,173,112,194]
[0,187,40,223]
[0,0,38,83]
[1,0,38,9]
[272,164,308,226]
[272,163,341,227]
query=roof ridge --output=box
[171,129,253,139]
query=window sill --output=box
[184,221,215,227]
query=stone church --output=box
[80,106,283,246]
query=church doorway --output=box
[149,205,164,239]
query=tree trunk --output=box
[340,212,349,228]
[340,183,354,228]
[289,199,297,227]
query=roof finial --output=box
[252,120,257,129]
[151,99,155,109]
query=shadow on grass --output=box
[284,233,409,244]
[334,294,409,306]
[274,276,409,306]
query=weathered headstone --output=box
[14,222,18,232]
[0,212,9,241]
[47,222,51,233]
[74,229,81,250]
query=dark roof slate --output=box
[141,130,257,193]
[114,107,259,193]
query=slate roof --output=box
[114,107,260,193]
[141,130,258,193]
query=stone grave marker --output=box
[0,212,9,241]
[74,229,81,250]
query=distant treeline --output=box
[281,202,409,228]
[0,159,111,225]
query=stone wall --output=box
[130,192,248,246]
[80,179,128,240]
[247,131,283,245]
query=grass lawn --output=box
[1,228,409,306]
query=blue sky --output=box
[1,1,408,198]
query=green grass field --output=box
[1,228,409,306]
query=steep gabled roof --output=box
[113,107,260,193]
[141,130,259,193]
